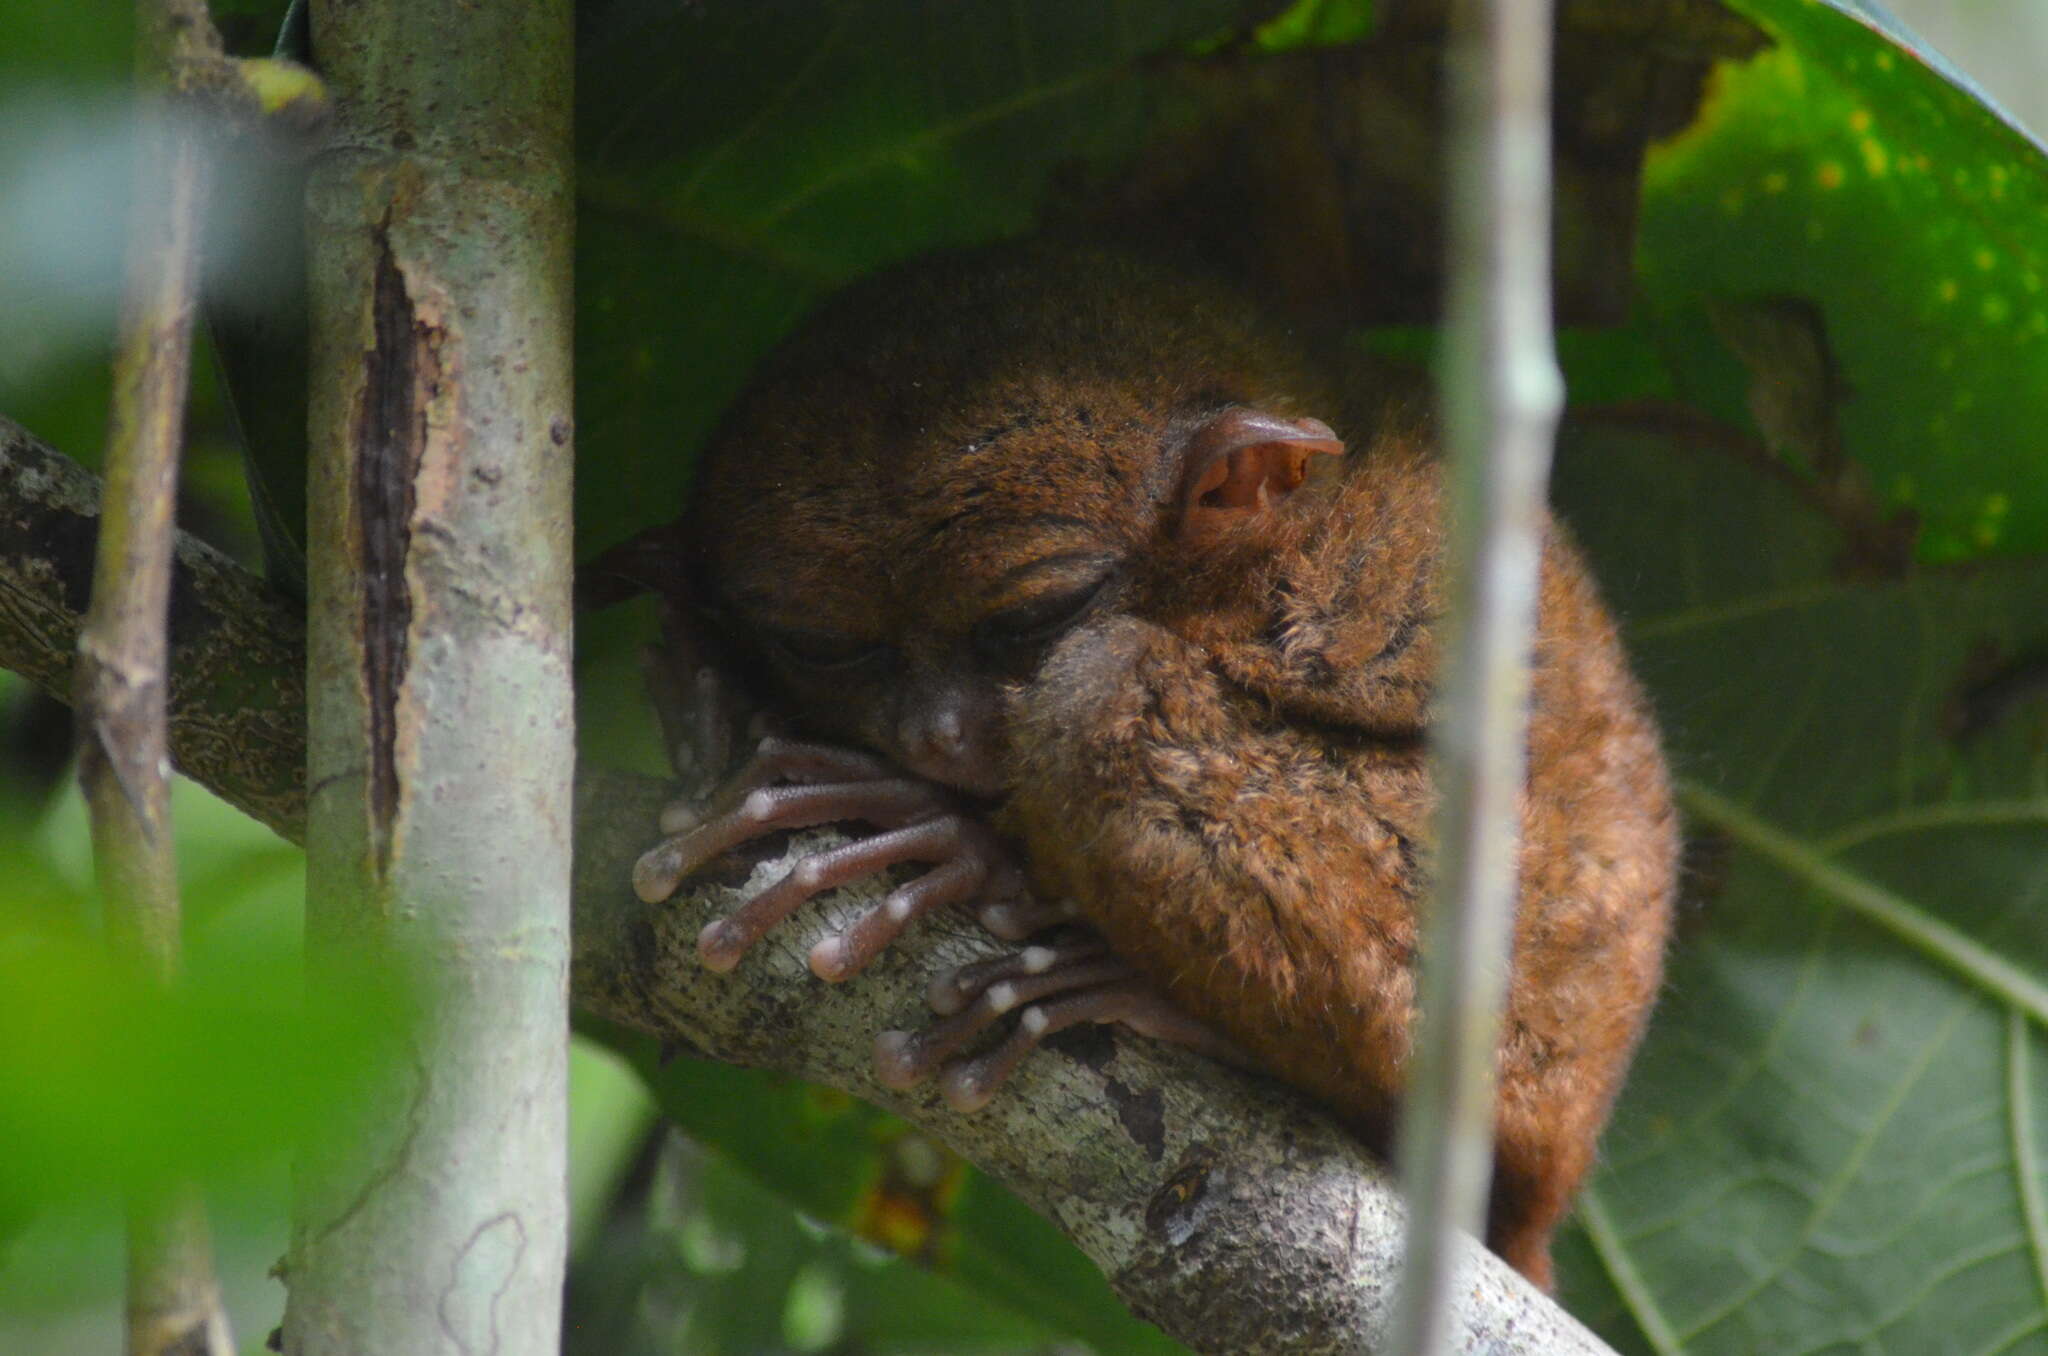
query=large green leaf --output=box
[1549,427,2048,1353]
[1636,0,2048,562]
[572,0,1260,577]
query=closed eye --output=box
[759,624,888,672]
[975,574,1111,655]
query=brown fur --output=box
[680,243,1677,1287]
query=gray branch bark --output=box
[0,415,1613,1354]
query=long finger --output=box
[937,980,1155,1112]
[872,955,1136,1090]
[810,855,986,982]
[696,815,974,971]
[635,777,941,904]
[926,935,1110,1015]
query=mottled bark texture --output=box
[0,417,305,834]
[0,417,1613,1355]
[282,0,577,1351]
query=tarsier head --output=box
[683,244,1397,796]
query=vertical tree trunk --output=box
[283,0,576,1350]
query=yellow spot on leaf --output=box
[1975,248,1997,271]
[1937,279,1960,303]
[1816,161,1845,190]
[1982,295,2011,324]
[1874,51,1895,72]
[1720,187,1745,215]
[1762,170,1788,194]
[858,1193,935,1256]
[1973,495,2007,548]
[1848,109,1872,133]
[1859,139,1889,177]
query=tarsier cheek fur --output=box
[665,241,1677,1290]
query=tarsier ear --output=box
[1174,408,1345,542]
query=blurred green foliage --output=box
[566,1130,1079,1356]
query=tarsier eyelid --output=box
[761,625,887,671]
[977,574,1111,649]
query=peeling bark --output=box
[354,234,422,869]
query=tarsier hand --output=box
[630,622,1226,1108]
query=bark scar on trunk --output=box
[356,228,437,872]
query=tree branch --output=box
[0,414,1614,1355]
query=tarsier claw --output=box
[696,918,747,972]
[977,895,1079,941]
[631,838,690,904]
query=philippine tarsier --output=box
[617,243,1677,1288]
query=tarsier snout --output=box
[891,682,1006,797]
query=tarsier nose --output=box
[895,692,1004,796]
[899,707,965,767]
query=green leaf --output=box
[0,781,410,1221]
[568,1036,659,1261]
[1549,426,2048,1354]
[1251,0,1377,53]
[1637,0,2048,562]
[572,0,1260,582]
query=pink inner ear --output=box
[1196,443,1315,511]
[1177,411,1345,539]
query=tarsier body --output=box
[633,244,1678,1287]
